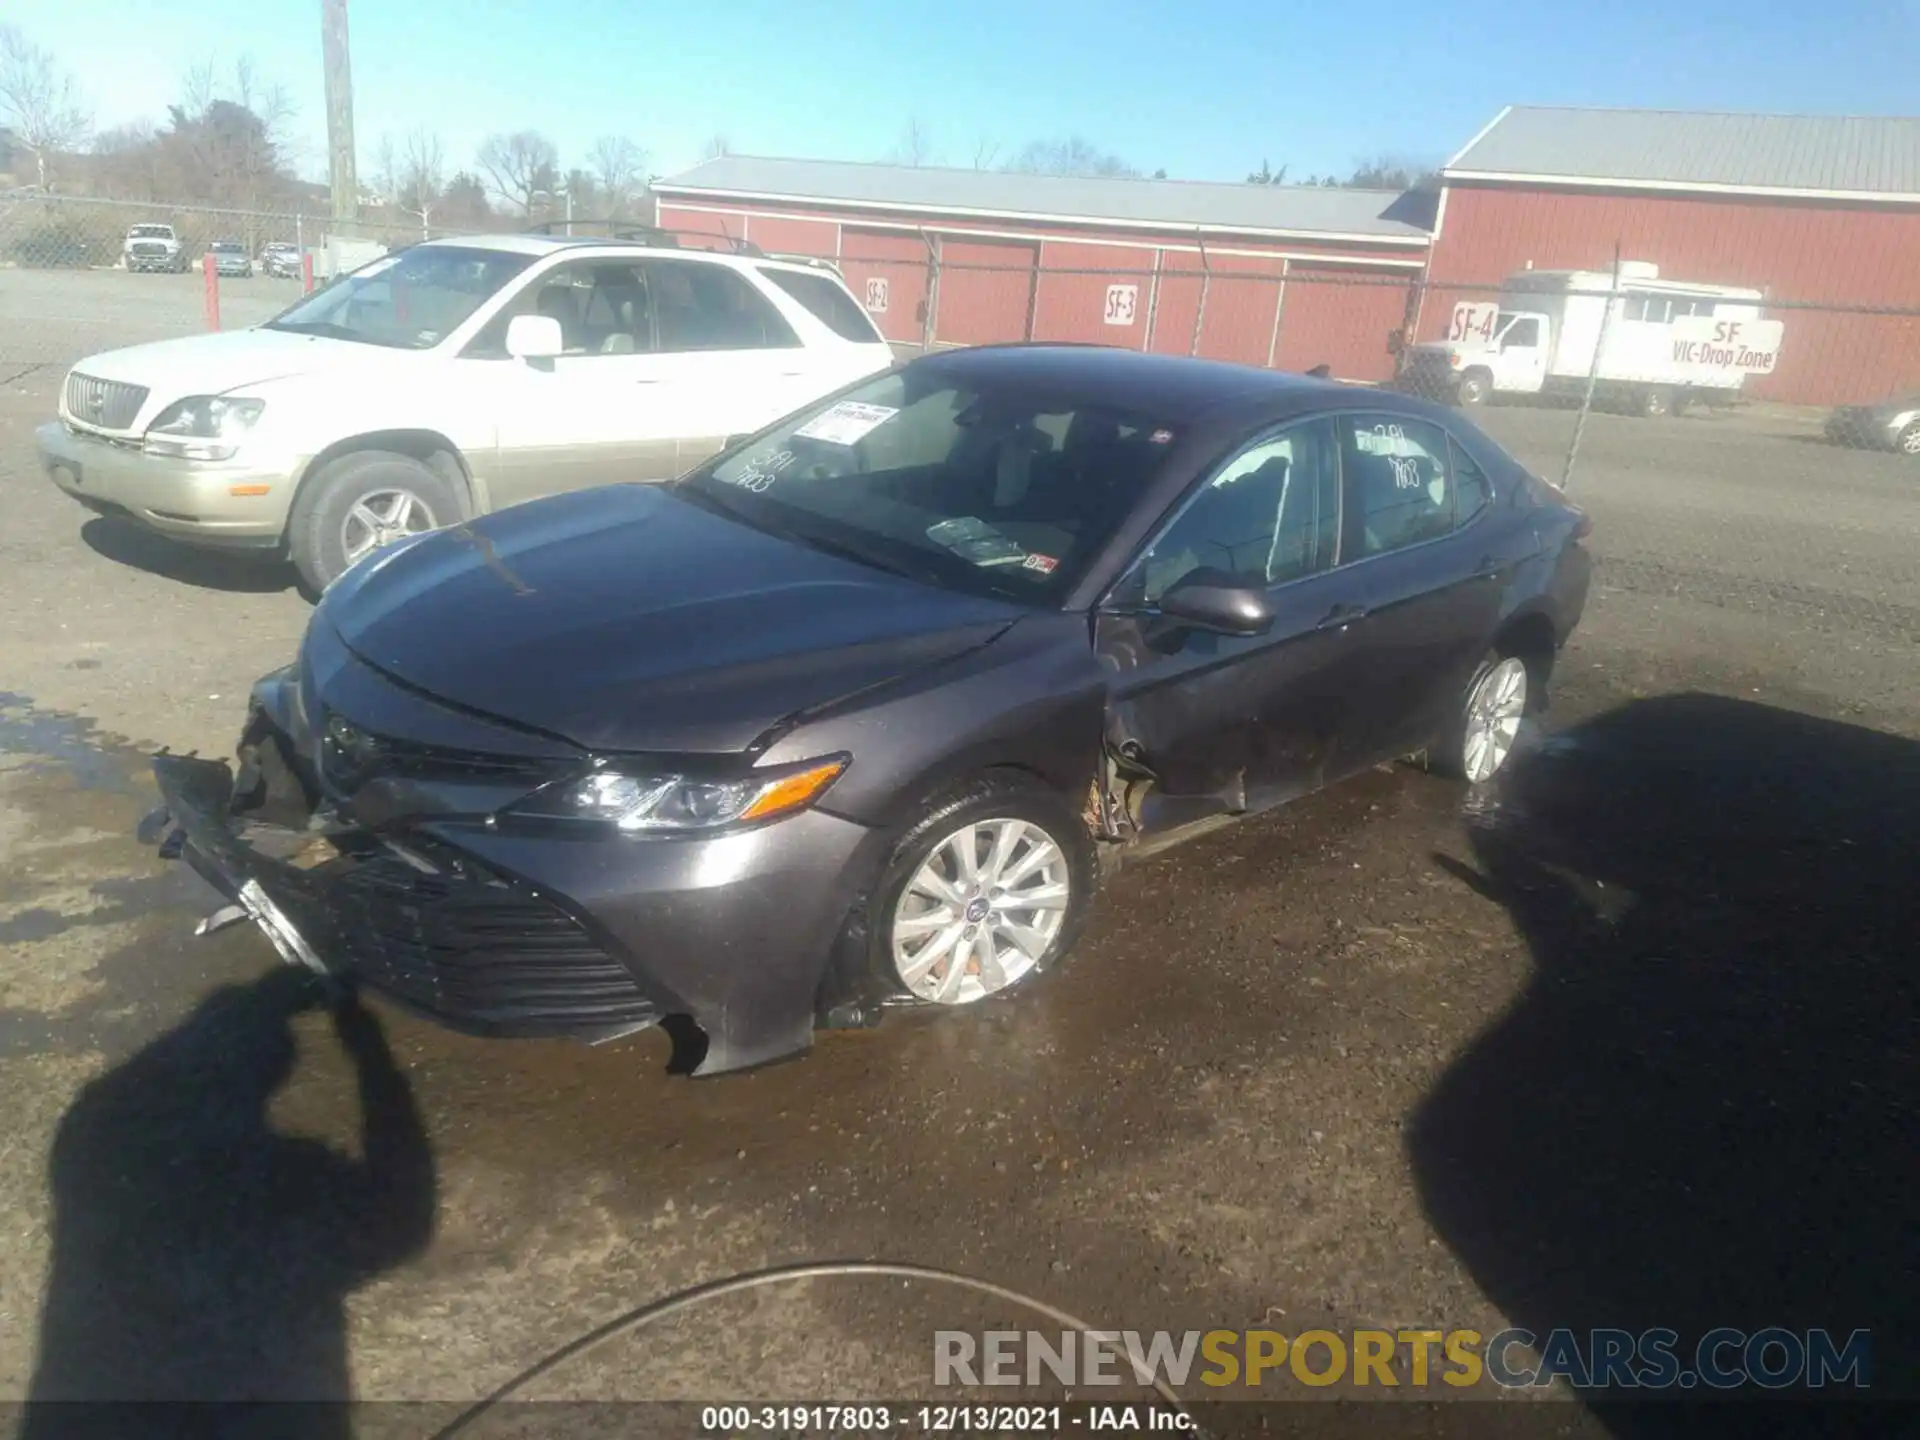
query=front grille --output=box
[267,838,657,1034]
[319,712,567,793]
[65,372,150,431]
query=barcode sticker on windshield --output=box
[794,401,897,446]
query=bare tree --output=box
[886,118,934,167]
[970,136,1002,170]
[167,56,297,212]
[477,129,559,216]
[588,135,646,214]
[1006,136,1139,179]
[0,25,91,188]
[702,133,732,162]
[378,129,445,237]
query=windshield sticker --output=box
[794,401,898,446]
[927,517,1026,567]
[722,448,796,493]
[1150,428,1175,444]
[1022,553,1059,575]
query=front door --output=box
[463,258,697,509]
[1095,417,1368,831]
[1327,414,1511,773]
[1490,314,1549,394]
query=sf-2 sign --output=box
[1104,284,1138,327]
[865,277,889,314]
[1447,301,1501,350]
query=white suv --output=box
[38,234,895,590]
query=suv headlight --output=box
[513,756,848,834]
[143,396,265,460]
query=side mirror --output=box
[1157,578,1272,636]
[506,313,563,361]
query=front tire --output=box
[869,775,1097,1008]
[1457,369,1492,407]
[287,450,458,594]
[1898,421,1920,456]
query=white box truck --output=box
[1401,261,1785,417]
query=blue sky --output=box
[9,0,1916,185]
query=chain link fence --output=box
[0,191,441,276]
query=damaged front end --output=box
[143,698,668,1048]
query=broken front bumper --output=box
[146,753,666,1044]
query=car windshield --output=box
[264,245,535,350]
[129,226,170,237]
[211,242,241,252]
[680,368,1174,603]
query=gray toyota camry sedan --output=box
[145,345,1591,1075]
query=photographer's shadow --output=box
[24,967,435,1437]
[1409,694,1917,1432]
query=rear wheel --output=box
[1898,421,1920,456]
[870,775,1097,1007]
[1437,651,1531,785]
[1636,385,1674,418]
[287,450,459,594]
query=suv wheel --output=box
[869,775,1097,1007]
[288,450,459,594]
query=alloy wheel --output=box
[890,818,1070,1004]
[341,488,438,567]
[1463,657,1528,784]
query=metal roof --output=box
[1446,105,1920,199]
[654,156,1431,243]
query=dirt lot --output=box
[0,271,1914,1428]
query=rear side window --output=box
[1340,415,1475,557]
[645,260,801,352]
[758,267,884,343]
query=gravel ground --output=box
[0,274,1914,1428]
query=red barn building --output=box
[652,158,1432,382]
[1425,106,1920,405]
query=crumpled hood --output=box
[319,484,1026,754]
[72,328,408,401]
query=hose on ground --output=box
[429,1258,1201,1438]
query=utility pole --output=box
[322,0,358,233]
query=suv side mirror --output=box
[1158,578,1272,636]
[506,314,563,361]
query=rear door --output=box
[1326,414,1513,774]
[638,257,821,471]
[1096,416,1371,829]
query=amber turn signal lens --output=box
[740,758,848,821]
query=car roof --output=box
[912,344,1351,423]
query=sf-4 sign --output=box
[1447,301,1500,350]
[1104,284,1138,326]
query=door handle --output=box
[1473,555,1504,578]
[1317,601,1368,630]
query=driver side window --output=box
[1128,418,1341,604]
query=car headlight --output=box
[517,756,848,834]
[143,395,265,460]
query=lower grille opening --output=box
[262,836,657,1035]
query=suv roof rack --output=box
[762,252,844,274]
[521,220,766,256]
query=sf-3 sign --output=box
[1104,284,1138,327]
